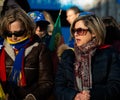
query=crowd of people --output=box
[0,1,120,100]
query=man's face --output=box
[66,9,79,25]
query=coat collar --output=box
[3,40,39,61]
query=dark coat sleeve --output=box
[90,47,120,100]
[32,44,54,100]
[54,49,79,100]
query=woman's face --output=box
[73,20,95,46]
[7,20,26,42]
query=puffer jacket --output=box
[2,39,54,100]
[55,44,120,100]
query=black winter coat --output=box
[55,46,120,100]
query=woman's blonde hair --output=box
[70,14,106,45]
[0,7,36,38]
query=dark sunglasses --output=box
[5,30,25,37]
[72,28,89,36]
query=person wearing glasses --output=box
[54,12,120,100]
[0,7,54,100]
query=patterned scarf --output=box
[74,38,97,91]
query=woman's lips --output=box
[76,39,81,43]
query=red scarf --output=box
[0,47,6,82]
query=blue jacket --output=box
[54,46,120,100]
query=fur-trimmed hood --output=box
[57,44,74,59]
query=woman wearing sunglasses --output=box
[55,13,120,100]
[0,7,54,100]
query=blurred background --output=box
[1,0,120,43]
[6,0,120,26]
[27,0,120,23]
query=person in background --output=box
[28,11,51,48]
[102,16,120,53]
[66,6,81,25]
[66,6,82,48]
[1,0,30,16]
[0,7,53,100]
[42,10,54,36]
[28,11,57,100]
[54,12,120,100]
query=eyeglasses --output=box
[5,30,25,37]
[72,28,89,36]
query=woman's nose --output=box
[11,35,17,41]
